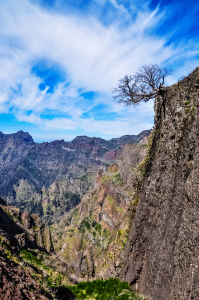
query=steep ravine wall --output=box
[120,67,199,299]
[50,139,149,282]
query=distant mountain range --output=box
[0,129,151,221]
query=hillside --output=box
[0,198,145,299]
[50,137,149,281]
[0,197,68,299]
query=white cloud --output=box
[0,0,198,139]
[16,98,155,137]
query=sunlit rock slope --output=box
[51,137,149,282]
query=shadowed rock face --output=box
[0,201,54,253]
[120,68,199,299]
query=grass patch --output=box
[20,249,43,265]
[68,278,146,300]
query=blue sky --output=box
[0,0,199,142]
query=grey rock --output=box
[120,67,199,299]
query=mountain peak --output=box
[0,130,35,145]
[12,131,35,144]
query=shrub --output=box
[79,218,91,232]
[95,223,102,232]
[112,173,124,186]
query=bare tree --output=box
[112,64,172,106]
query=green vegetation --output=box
[20,249,44,265]
[95,222,102,232]
[79,217,92,233]
[102,174,110,185]
[19,249,70,289]
[137,154,149,175]
[137,133,153,178]
[0,236,20,264]
[78,217,110,249]
[184,100,190,105]
[102,173,124,186]
[112,173,124,186]
[68,278,146,300]
[14,187,81,225]
[117,229,128,250]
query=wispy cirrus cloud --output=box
[0,0,199,141]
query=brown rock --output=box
[0,247,50,300]
[14,233,26,248]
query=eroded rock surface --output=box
[120,68,199,299]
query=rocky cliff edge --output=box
[120,67,199,299]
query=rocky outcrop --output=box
[0,199,70,299]
[0,202,77,299]
[120,68,199,299]
[0,200,54,253]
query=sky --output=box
[0,0,199,142]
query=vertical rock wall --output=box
[120,67,199,299]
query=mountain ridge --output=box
[0,130,151,145]
[0,129,151,222]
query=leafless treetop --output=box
[112,64,172,106]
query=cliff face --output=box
[0,197,54,253]
[120,68,199,299]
